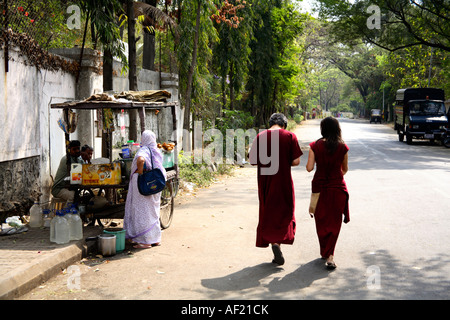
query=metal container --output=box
[120,159,133,183]
[98,234,116,256]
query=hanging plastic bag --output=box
[58,110,78,134]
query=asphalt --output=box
[0,122,315,301]
[0,224,103,299]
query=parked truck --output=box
[394,88,448,144]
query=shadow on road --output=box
[201,263,284,292]
[265,258,332,294]
[200,250,450,299]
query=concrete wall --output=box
[1,46,180,220]
[0,45,77,218]
[51,48,181,157]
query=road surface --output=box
[19,119,450,300]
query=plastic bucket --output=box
[103,228,126,253]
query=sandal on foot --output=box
[326,261,337,270]
[271,244,285,265]
[133,243,152,249]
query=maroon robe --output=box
[310,139,349,258]
[250,129,303,248]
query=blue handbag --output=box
[137,147,166,196]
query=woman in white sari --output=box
[124,130,167,249]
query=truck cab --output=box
[394,88,448,144]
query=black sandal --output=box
[271,244,285,265]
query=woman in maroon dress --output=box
[306,117,349,269]
[249,113,303,265]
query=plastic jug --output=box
[122,144,130,159]
[65,206,74,236]
[68,205,83,241]
[29,202,42,228]
[122,140,134,159]
[42,209,51,228]
[54,211,70,244]
[131,143,140,157]
[70,163,82,184]
[62,208,71,221]
[50,211,57,242]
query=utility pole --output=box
[428,46,434,87]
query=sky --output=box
[296,0,319,17]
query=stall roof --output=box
[51,100,178,110]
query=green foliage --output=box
[176,0,218,114]
[286,119,298,132]
[3,0,82,50]
[271,5,307,106]
[315,0,450,53]
[293,114,303,124]
[381,46,450,98]
[178,151,235,188]
[212,1,252,110]
[216,109,254,133]
[215,109,255,157]
[79,0,128,70]
[244,0,307,126]
[309,0,450,117]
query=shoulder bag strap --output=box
[144,146,155,171]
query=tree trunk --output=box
[142,0,157,70]
[102,49,114,158]
[182,0,201,152]
[229,62,234,110]
[143,32,156,70]
[222,77,227,112]
[128,0,138,141]
[103,50,113,92]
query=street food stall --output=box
[51,91,179,229]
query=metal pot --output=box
[98,234,116,256]
[86,234,116,256]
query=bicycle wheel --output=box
[159,181,174,229]
[170,175,179,198]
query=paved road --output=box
[19,119,450,300]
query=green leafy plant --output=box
[178,151,235,188]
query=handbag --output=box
[309,192,320,217]
[137,147,166,196]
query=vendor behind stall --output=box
[51,140,84,202]
[81,144,93,164]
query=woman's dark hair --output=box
[269,113,288,129]
[320,117,344,154]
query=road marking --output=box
[354,139,388,158]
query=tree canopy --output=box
[315,0,450,52]
[3,0,448,133]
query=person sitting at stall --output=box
[51,140,84,202]
[81,144,93,164]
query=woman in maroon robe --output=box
[306,117,349,269]
[249,113,302,265]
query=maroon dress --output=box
[310,139,349,258]
[250,129,303,248]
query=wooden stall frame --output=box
[50,99,179,228]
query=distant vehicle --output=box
[370,109,382,123]
[394,88,448,144]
